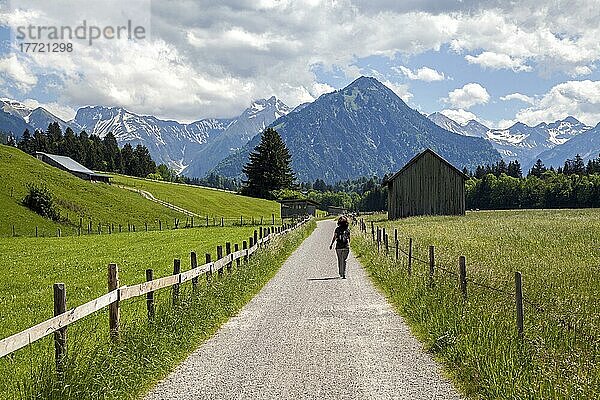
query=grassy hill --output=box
[0,145,187,237]
[0,145,281,236]
[111,174,281,222]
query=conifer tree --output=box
[241,128,295,198]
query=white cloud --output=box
[394,65,446,81]
[515,80,600,126]
[439,108,477,125]
[0,55,37,93]
[381,81,413,103]
[444,83,490,109]
[465,52,532,72]
[500,93,535,104]
[3,0,600,120]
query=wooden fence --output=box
[356,218,531,339]
[6,213,296,238]
[0,218,309,369]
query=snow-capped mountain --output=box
[428,112,489,138]
[0,98,71,134]
[71,105,231,172]
[535,123,600,167]
[0,97,291,174]
[429,112,592,166]
[181,96,292,177]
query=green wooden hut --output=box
[384,149,467,219]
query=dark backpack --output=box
[337,228,350,247]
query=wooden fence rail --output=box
[0,218,309,360]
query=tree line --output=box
[14,123,156,178]
[465,155,600,210]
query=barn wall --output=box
[388,152,465,219]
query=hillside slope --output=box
[111,174,281,220]
[0,145,187,236]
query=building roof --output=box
[279,198,320,206]
[384,148,468,185]
[36,152,110,178]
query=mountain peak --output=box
[346,76,385,91]
[563,116,580,124]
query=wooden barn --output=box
[384,149,466,219]
[280,199,319,218]
[36,152,111,183]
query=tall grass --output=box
[353,210,600,399]
[6,220,315,399]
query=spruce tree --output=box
[242,128,295,198]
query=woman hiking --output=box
[329,216,350,279]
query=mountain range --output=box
[428,112,595,169]
[0,96,289,175]
[211,76,500,182]
[2,76,599,181]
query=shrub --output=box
[22,183,61,221]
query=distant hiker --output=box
[330,216,350,278]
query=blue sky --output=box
[1,0,600,128]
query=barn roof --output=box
[279,198,320,206]
[36,152,110,178]
[384,148,468,186]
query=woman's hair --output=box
[337,216,348,227]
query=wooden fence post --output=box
[408,238,413,276]
[395,239,399,260]
[515,271,524,339]
[191,251,198,290]
[35,226,38,237]
[205,253,212,281]
[57,228,61,237]
[394,228,398,244]
[243,240,248,263]
[146,269,154,320]
[145,222,148,232]
[272,213,275,225]
[221,217,224,227]
[371,221,375,241]
[191,216,194,228]
[159,220,162,231]
[459,256,467,300]
[253,230,258,247]
[428,246,435,287]
[376,228,381,252]
[108,264,119,340]
[172,259,181,305]
[217,246,223,276]
[12,225,15,237]
[384,233,389,255]
[226,242,232,272]
[240,215,243,226]
[53,283,67,374]
[206,215,209,227]
[235,243,240,268]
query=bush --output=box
[22,183,61,221]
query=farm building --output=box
[327,206,348,215]
[280,199,319,218]
[384,148,466,219]
[35,152,111,183]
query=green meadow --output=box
[111,174,281,222]
[353,209,600,399]
[0,221,316,399]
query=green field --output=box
[111,174,281,222]
[0,145,186,237]
[353,209,600,399]
[0,221,316,399]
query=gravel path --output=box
[144,220,461,400]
